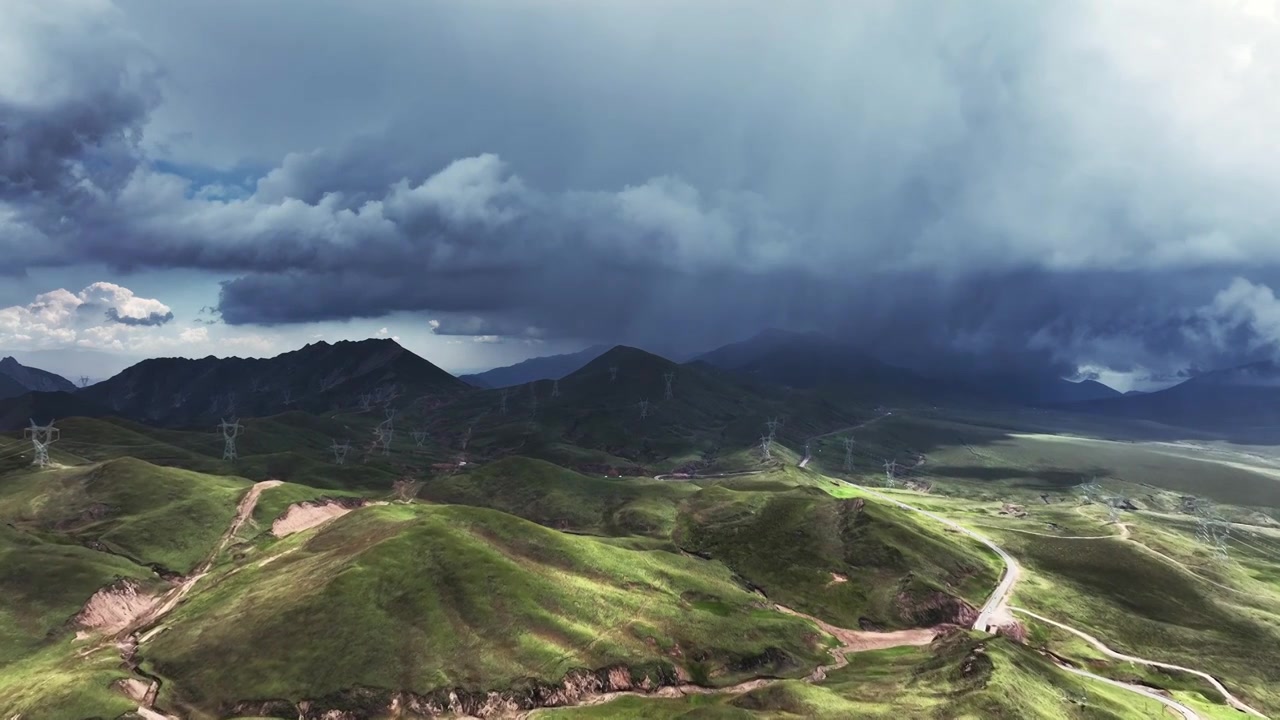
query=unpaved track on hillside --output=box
[521,602,937,718]
[1012,608,1267,717]
[110,480,282,718]
[836,479,1225,719]
[822,471,1267,719]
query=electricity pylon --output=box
[382,407,397,448]
[765,417,780,439]
[663,371,675,400]
[842,437,855,472]
[883,459,897,488]
[218,418,243,461]
[551,379,561,398]
[760,435,773,460]
[412,429,428,447]
[609,365,618,382]
[330,439,350,465]
[24,419,59,468]
[638,399,650,419]
[78,376,90,388]
[358,393,373,411]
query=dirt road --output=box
[1012,608,1266,717]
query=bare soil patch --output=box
[73,579,160,638]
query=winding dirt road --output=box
[843,482,1021,633]
[792,424,1268,719]
[1012,608,1266,718]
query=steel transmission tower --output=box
[24,419,60,468]
[609,365,618,382]
[218,418,244,461]
[382,407,397,449]
[842,437,855,472]
[760,435,773,460]
[663,372,675,400]
[330,439,350,465]
[765,417,781,439]
[638,399,650,419]
[412,429,428,447]
[78,376,90,388]
[883,459,897,488]
[499,389,508,415]
[551,379,561,398]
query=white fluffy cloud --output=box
[0,282,173,349]
[0,282,278,357]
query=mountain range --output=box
[6,331,1280,437]
[1080,360,1280,433]
[0,340,465,430]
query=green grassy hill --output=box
[0,457,248,573]
[0,522,162,717]
[674,482,1000,629]
[420,457,697,537]
[143,503,831,715]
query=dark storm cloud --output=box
[7,0,1280,382]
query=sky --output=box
[4,0,1280,389]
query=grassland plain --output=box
[805,410,1280,513]
[141,503,834,716]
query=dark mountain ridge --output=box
[0,356,76,398]
[1079,359,1280,432]
[0,339,466,430]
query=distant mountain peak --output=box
[0,355,77,397]
[459,344,609,389]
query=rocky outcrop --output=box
[231,663,683,719]
[895,590,978,627]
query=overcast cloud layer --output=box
[5,0,1280,383]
